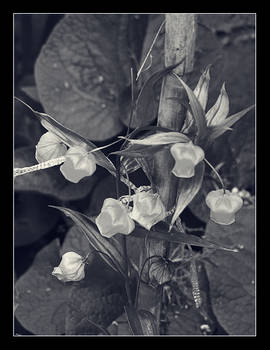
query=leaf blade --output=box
[170,161,205,229]
[49,206,126,276]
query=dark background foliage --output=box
[14,14,255,335]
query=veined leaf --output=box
[170,161,205,229]
[206,83,229,126]
[172,74,208,143]
[15,98,116,176]
[49,206,126,277]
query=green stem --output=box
[204,158,226,193]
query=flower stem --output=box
[136,19,165,81]
[204,158,226,193]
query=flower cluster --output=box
[96,190,167,238]
[35,131,97,183]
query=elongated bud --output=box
[129,191,166,230]
[60,146,96,183]
[170,141,204,178]
[205,189,243,225]
[96,198,135,238]
[52,252,86,282]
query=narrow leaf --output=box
[132,224,238,252]
[124,306,144,335]
[170,162,205,229]
[208,105,255,142]
[132,60,184,128]
[15,97,116,176]
[137,309,159,335]
[121,131,190,146]
[172,74,207,142]
[49,206,126,276]
[193,65,211,111]
[206,83,229,126]
[112,143,164,158]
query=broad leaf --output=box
[204,206,255,335]
[34,14,131,141]
[65,274,126,335]
[170,161,205,229]
[15,238,127,335]
[15,239,72,335]
[15,192,60,247]
[50,206,126,277]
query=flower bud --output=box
[205,189,243,225]
[96,198,135,238]
[149,258,174,285]
[129,191,166,230]
[35,131,67,163]
[52,252,86,282]
[60,146,96,183]
[170,142,204,178]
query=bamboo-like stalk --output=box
[144,14,197,330]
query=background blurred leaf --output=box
[203,206,255,335]
[14,146,99,201]
[15,239,72,334]
[15,236,127,335]
[34,14,133,141]
[14,192,60,247]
